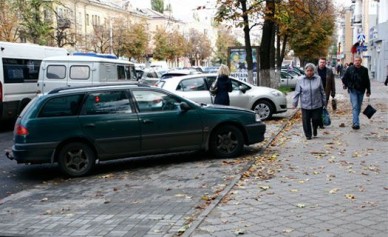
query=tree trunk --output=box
[260,0,275,87]
[241,0,254,85]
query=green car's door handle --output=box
[142,119,153,124]
[84,123,95,128]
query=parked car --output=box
[157,74,287,120]
[203,66,219,73]
[135,68,161,86]
[182,66,204,73]
[280,71,298,89]
[6,84,266,177]
[160,69,201,79]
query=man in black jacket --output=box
[341,55,371,129]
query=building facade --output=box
[339,0,388,82]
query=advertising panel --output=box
[228,46,260,84]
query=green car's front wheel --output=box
[210,125,244,158]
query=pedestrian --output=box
[292,63,326,140]
[317,57,336,128]
[385,67,388,86]
[341,55,371,129]
[336,63,341,76]
[213,64,233,105]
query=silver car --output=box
[157,74,287,120]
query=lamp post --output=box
[109,19,113,54]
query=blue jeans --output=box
[349,88,365,126]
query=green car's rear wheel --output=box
[58,142,95,177]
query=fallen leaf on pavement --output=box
[329,188,340,194]
[345,194,355,200]
[234,228,245,235]
[259,185,270,191]
[283,228,294,233]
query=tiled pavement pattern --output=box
[188,79,388,237]
[0,79,386,237]
[0,96,293,236]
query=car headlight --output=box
[255,113,262,122]
[270,90,283,97]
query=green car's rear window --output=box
[39,94,83,117]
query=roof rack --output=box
[47,82,150,94]
[72,52,118,59]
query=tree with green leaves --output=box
[151,0,164,14]
[215,0,264,85]
[153,28,170,60]
[15,0,55,45]
[114,20,149,61]
[275,0,335,65]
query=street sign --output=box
[357,34,365,43]
[357,45,367,52]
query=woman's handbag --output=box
[363,98,377,119]
[209,77,218,96]
[322,107,331,126]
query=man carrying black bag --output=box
[317,57,336,128]
[341,55,371,130]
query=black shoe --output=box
[313,128,317,137]
[306,137,312,140]
[319,125,325,129]
[352,125,360,130]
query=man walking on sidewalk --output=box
[341,55,371,129]
[317,57,336,128]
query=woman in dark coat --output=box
[214,64,233,105]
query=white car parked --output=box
[157,74,287,120]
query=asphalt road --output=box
[0,121,63,199]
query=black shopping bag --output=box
[363,98,377,119]
[331,98,337,111]
[363,105,376,119]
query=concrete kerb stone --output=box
[181,107,298,237]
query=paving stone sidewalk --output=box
[0,79,386,237]
[0,93,292,236]
[188,79,388,237]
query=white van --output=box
[37,55,137,93]
[0,41,68,120]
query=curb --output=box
[181,109,298,237]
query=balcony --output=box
[57,17,71,29]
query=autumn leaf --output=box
[234,228,245,235]
[345,194,355,200]
[259,185,270,191]
[329,188,340,194]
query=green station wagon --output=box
[6,84,266,177]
